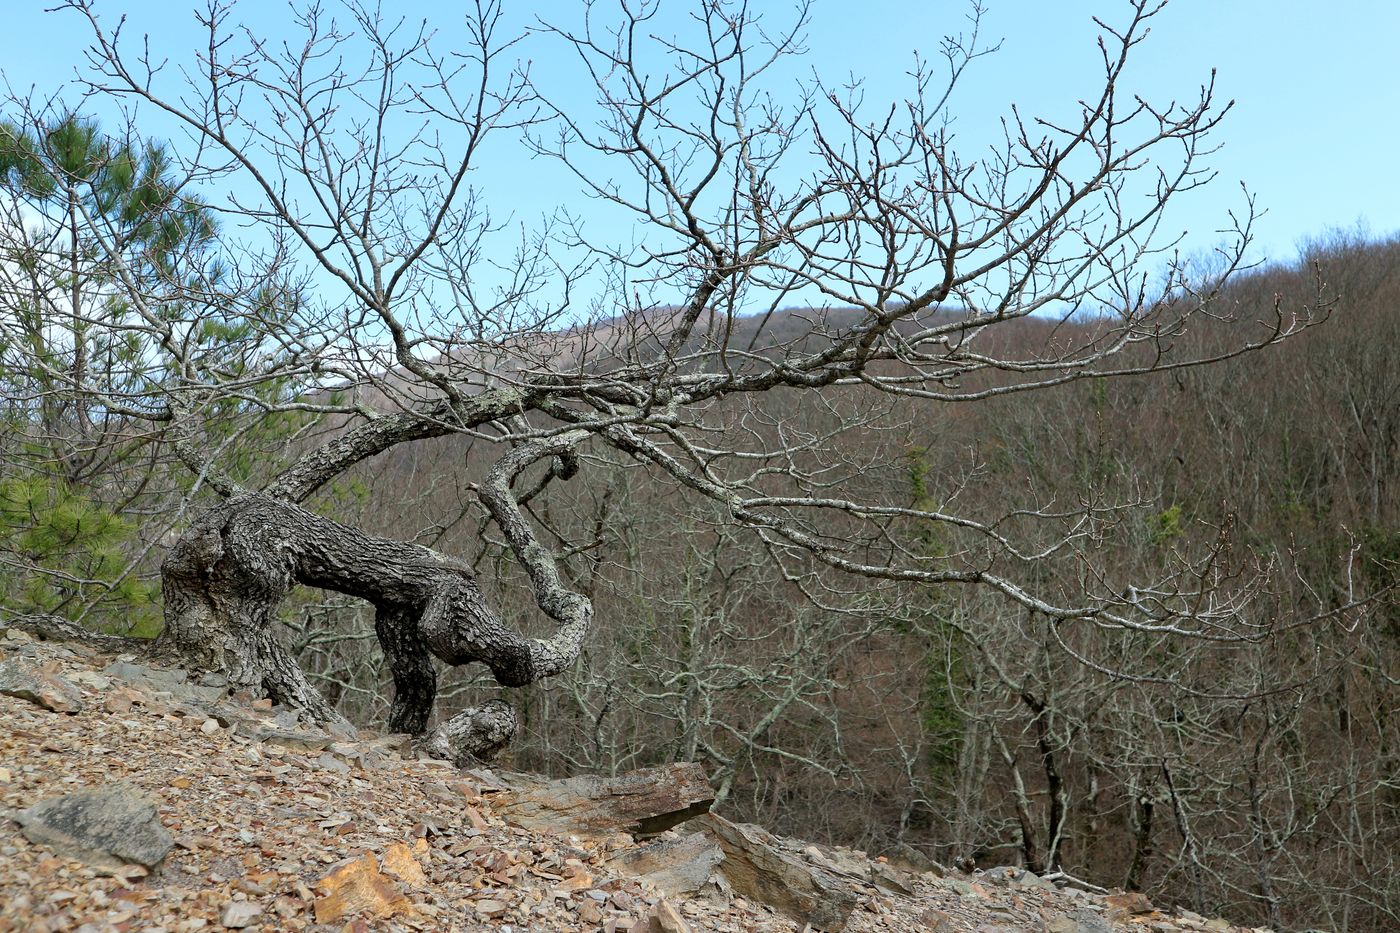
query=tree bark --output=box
[159,446,591,758]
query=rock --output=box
[1105,892,1155,917]
[0,657,84,713]
[883,841,945,876]
[380,841,428,887]
[798,842,914,896]
[869,860,916,896]
[102,660,148,681]
[804,845,869,878]
[609,832,723,896]
[313,853,416,924]
[68,670,113,690]
[648,899,692,933]
[326,719,359,741]
[497,763,715,837]
[173,683,230,705]
[981,865,1021,884]
[101,686,147,714]
[14,786,173,869]
[554,870,595,893]
[942,878,977,898]
[691,813,859,932]
[919,908,955,931]
[219,901,261,928]
[1045,909,1115,933]
[103,660,189,689]
[253,728,331,754]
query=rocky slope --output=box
[0,626,1276,933]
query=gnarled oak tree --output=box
[3,0,1326,762]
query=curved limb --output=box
[477,431,594,679]
[157,476,592,759]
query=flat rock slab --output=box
[102,659,189,688]
[314,852,417,924]
[252,728,332,754]
[608,831,723,895]
[0,657,84,713]
[496,763,715,837]
[1045,908,1115,933]
[14,786,173,869]
[691,813,859,932]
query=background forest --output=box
[4,228,1396,931]
[0,2,1397,932]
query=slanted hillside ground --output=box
[1,625,1274,933]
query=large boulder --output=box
[0,656,84,713]
[14,786,173,869]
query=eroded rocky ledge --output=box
[0,626,1272,933]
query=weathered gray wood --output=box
[157,434,593,758]
[415,699,518,766]
[261,388,536,504]
[6,613,141,650]
[494,763,715,837]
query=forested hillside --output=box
[2,2,1397,930]
[301,236,1398,932]
[6,234,1395,930]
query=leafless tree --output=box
[4,0,1331,764]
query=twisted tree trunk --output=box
[157,433,592,761]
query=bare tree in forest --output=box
[1,0,1330,763]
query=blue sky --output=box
[4,0,1398,274]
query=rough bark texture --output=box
[6,613,144,651]
[374,604,436,735]
[259,389,534,505]
[415,699,518,767]
[159,455,591,758]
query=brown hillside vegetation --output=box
[2,237,1395,931]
